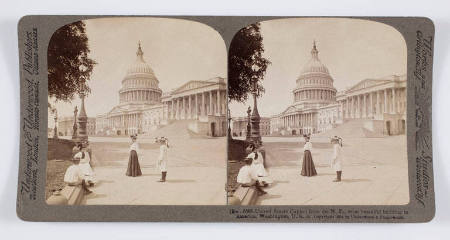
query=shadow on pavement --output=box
[267,180,290,188]
[341,178,371,183]
[166,179,196,183]
[92,180,114,188]
[258,194,283,203]
[316,173,336,176]
[84,193,108,201]
[141,173,161,177]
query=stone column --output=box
[356,95,360,118]
[363,94,367,118]
[202,92,205,117]
[376,91,380,118]
[369,92,373,118]
[188,95,192,119]
[217,89,221,115]
[384,89,388,113]
[195,94,198,119]
[309,113,312,132]
[171,100,174,120]
[176,98,181,120]
[350,96,354,118]
[209,91,213,115]
[392,88,397,114]
[182,96,186,119]
[346,98,349,118]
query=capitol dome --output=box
[119,42,162,105]
[300,44,330,75]
[293,41,336,105]
[126,46,157,76]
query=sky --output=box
[49,17,226,127]
[49,17,407,127]
[229,18,407,118]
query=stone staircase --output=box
[140,120,194,140]
[315,119,383,138]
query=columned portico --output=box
[336,77,406,122]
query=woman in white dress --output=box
[330,136,343,182]
[74,149,97,186]
[236,157,267,196]
[247,144,273,185]
[64,153,92,194]
[157,137,169,182]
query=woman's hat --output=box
[73,152,83,160]
[331,136,342,143]
[246,152,256,160]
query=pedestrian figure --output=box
[157,137,169,182]
[330,136,343,182]
[247,143,273,185]
[126,134,142,177]
[77,146,97,185]
[237,157,267,196]
[301,134,317,176]
[64,153,93,194]
[72,143,82,158]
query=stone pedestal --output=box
[245,107,252,141]
[77,93,88,141]
[249,92,262,145]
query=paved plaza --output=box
[256,135,409,205]
[80,130,226,205]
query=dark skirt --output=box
[126,150,142,177]
[301,150,317,177]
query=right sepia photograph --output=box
[227,18,409,205]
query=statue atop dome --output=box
[311,40,319,59]
[136,41,145,62]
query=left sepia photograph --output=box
[46,17,227,205]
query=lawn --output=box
[45,160,73,199]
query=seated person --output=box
[246,148,273,186]
[82,141,93,162]
[64,154,93,194]
[76,149,97,185]
[236,158,267,196]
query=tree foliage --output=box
[48,21,96,103]
[228,23,271,103]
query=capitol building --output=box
[269,42,407,136]
[96,43,227,137]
